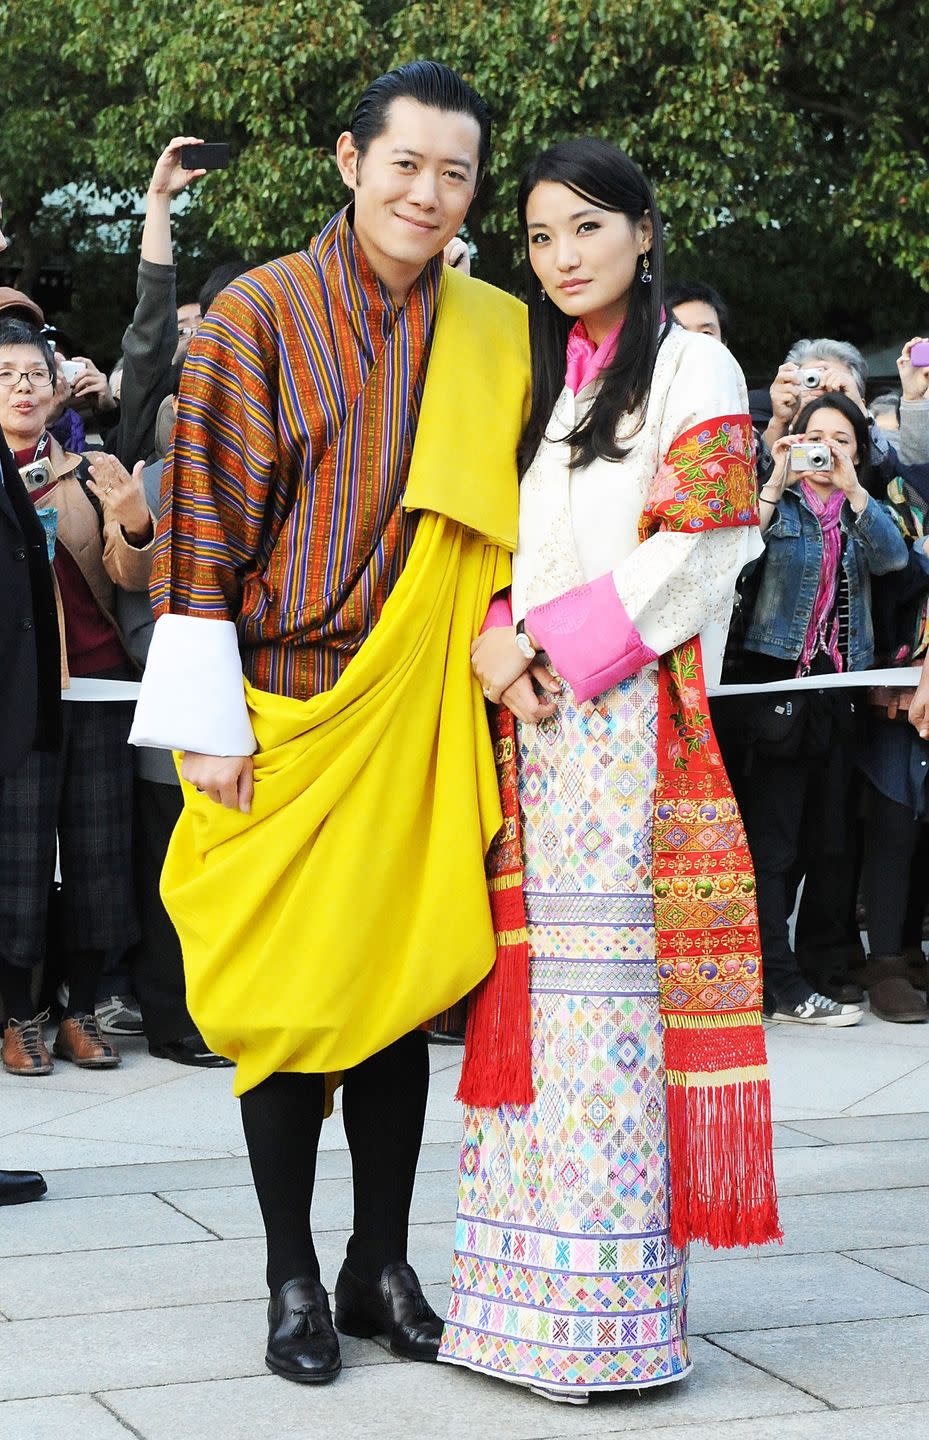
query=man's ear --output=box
[335,131,361,191]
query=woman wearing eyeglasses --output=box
[0,318,154,1076]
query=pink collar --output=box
[564,320,621,395]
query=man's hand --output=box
[909,658,929,739]
[149,136,208,199]
[497,664,561,725]
[181,753,254,813]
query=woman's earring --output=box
[539,284,547,302]
[640,254,652,285]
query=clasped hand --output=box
[470,625,562,724]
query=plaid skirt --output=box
[0,700,138,968]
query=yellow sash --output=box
[161,268,529,1095]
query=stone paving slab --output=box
[0,1236,265,1319]
[772,1137,929,1196]
[563,1403,929,1440]
[763,1030,929,1114]
[0,1394,135,1440]
[712,1313,929,1408]
[101,1336,823,1440]
[845,1244,929,1293]
[846,1061,929,1116]
[786,1112,929,1144]
[0,1299,397,1402]
[0,1130,231,1171]
[693,1185,929,1262]
[0,1191,212,1260]
[688,1251,929,1333]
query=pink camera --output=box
[909,341,929,367]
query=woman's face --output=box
[0,344,55,447]
[525,181,651,342]
[800,405,860,478]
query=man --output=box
[666,279,729,345]
[0,196,51,1205]
[130,62,529,1384]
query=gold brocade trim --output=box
[488,873,523,893]
[662,1010,764,1029]
[666,1066,770,1087]
[494,928,529,946]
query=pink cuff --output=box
[526,573,658,703]
[481,591,513,634]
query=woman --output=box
[439,139,780,1403]
[0,319,153,1075]
[717,393,909,1024]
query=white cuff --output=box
[128,614,257,756]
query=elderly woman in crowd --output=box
[0,318,153,1076]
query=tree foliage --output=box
[1,0,927,374]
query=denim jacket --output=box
[744,488,908,670]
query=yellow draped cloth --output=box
[160,267,529,1096]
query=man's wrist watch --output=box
[515,618,537,660]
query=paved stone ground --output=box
[3,1011,929,1438]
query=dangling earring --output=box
[640,254,652,285]
[539,284,547,302]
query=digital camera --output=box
[798,367,824,389]
[789,442,832,472]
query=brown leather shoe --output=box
[866,955,929,1024]
[54,1013,122,1068]
[2,1011,53,1076]
[904,946,929,994]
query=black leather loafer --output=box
[0,1169,47,1206]
[334,1261,442,1361]
[149,1034,234,1068]
[265,1276,342,1383]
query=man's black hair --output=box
[199,261,251,318]
[349,61,491,175]
[665,279,730,343]
[0,318,56,384]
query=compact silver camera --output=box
[19,458,53,492]
[799,367,824,389]
[789,442,832,472]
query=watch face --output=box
[515,632,536,660]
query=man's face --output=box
[336,97,480,300]
[672,299,724,344]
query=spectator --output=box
[0,286,44,327]
[714,391,908,1025]
[198,260,250,321]
[174,298,202,363]
[872,390,901,432]
[666,278,729,344]
[109,136,208,469]
[896,337,929,463]
[0,319,153,1075]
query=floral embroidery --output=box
[640,416,757,538]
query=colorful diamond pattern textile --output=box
[441,670,690,1394]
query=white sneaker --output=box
[769,991,863,1027]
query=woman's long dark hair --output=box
[516,138,666,475]
[793,392,875,494]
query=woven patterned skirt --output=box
[439,667,690,1396]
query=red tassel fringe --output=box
[666,1078,783,1250]
[456,882,533,1107]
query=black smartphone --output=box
[180,143,230,171]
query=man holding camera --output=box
[130,62,528,1384]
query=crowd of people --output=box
[0,56,927,1404]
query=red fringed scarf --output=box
[459,413,782,1250]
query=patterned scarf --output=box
[797,481,845,676]
[459,414,781,1250]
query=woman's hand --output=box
[86,454,153,544]
[898,337,929,403]
[148,136,207,198]
[70,356,117,413]
[909,657,929,739]
[471,625,534,703]
[443,237,470,274]
[826,441,868,512]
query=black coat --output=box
[0,434,61,775]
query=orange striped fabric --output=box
[150,207,441,699]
